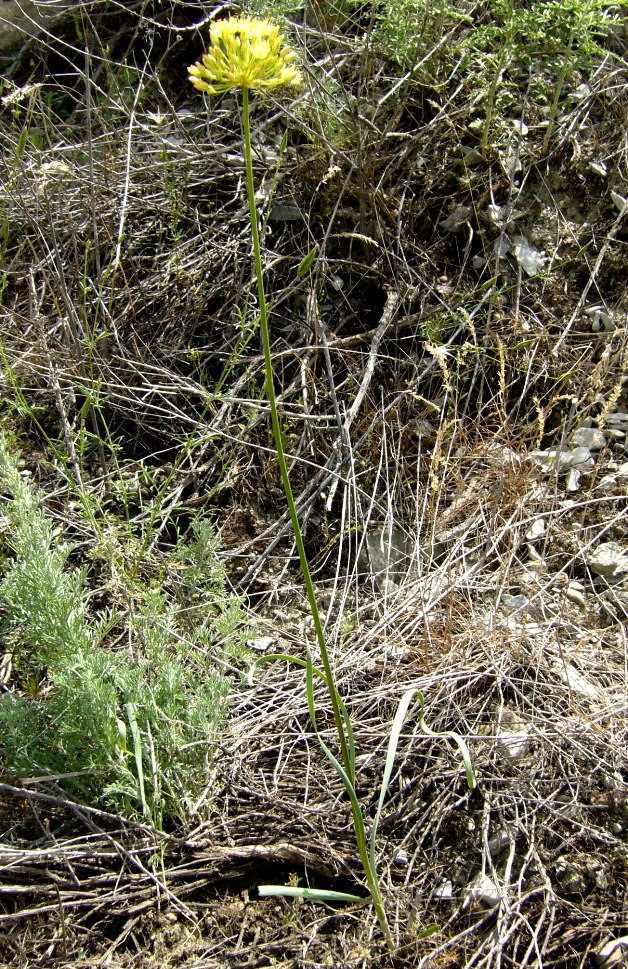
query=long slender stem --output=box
[241,87,351,776]
[241,87,392,951]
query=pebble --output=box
[600,587,628,623]
[585,305,615,332]
[512,234,547,276]
[526,518,546,541]
[497,726,531,763]
[565,581,586,607]
[248,636,274,652]
[554,857,588,893]
[595,473,623,494]
[606,412,628,426]
[440,204,471,232]
[393,849,409,866]
[500,593,537,619]
[556,663,601,699]
[488,828,512,858]
[433,879,453,900]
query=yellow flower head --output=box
[188,15,302,94]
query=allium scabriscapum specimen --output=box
[184,17,463,951]
[188,15,302,94]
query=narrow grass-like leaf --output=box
[418,696,476,791]
[297,246,317,277]
[250,651,357,783]
[370,687,420,869]
[124,701,149,820]
[305,648,361,821]
[258,885,367,903]
[301,646,396,944]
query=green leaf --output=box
[15,127,28,159]
[418,697,476,791]
[258,885,367,904]
[124,701,149,820]
[370,687,421,869]
[296,247,318,277]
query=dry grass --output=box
[0,1,627,966]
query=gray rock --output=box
[359,527,414,589]
[556,663,601,699]
[525,518,546,541]
[607,412,628,426]
[463,873,502,908]
[249,636,274,652]
[496,710,531,763]
[0,1,48,51]
[585,305,615,332]
[530,446,594,473]
[488,828,513,858]
[599,586,628,624]
[440,205,472,232]
[587,542,628,578]
[565,581,586,607]
[433,879,453,900]
[269,202,303,222]
[554,857,588,893]
[500,594,537,619]
[486,203,521,230]
[512,234,547,276]
[493,237,510,258]
[571,427,607,450]
[458,146,483,166]
[564,446,595,469]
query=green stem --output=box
[241,87,392,951]
[241,87,351,777]
[542,65,567,155]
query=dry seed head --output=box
[188,15,302,94]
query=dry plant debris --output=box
[0,0,627,966]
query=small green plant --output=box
[465,0,628,153]
[373,0,471,76]
[369,0,627,153]
[0,432,246,826]
[0,435,94,669]
[189,16,474,950]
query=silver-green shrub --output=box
[0,433,246,826]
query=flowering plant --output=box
[188,15,301,94]
[189,17,474,952]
